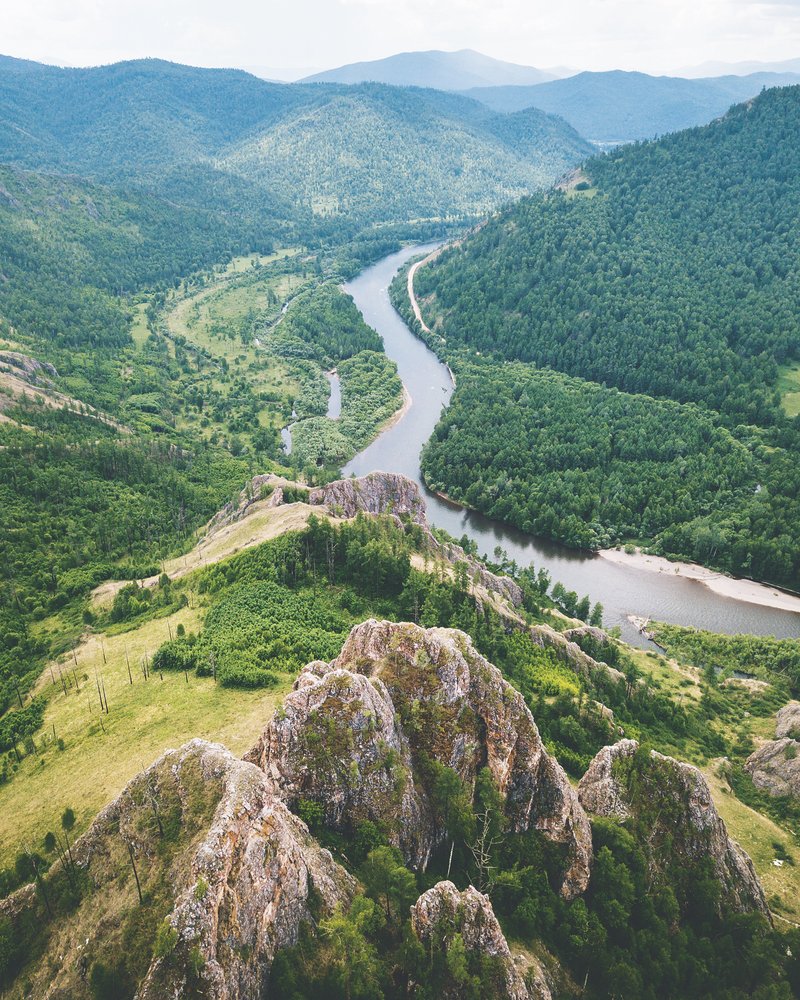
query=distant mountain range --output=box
[301,48,566,90]
[464,69,800,141]
[0,55,591,229]
[679,56,800,78]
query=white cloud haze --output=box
[3,0,800,75]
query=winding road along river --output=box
[343,244,800,647]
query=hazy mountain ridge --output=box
[0,55,591,226]
[465,68,800,140]
[302,48,563,89]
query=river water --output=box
[342,244,800,647]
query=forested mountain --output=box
[406,86,800,585]
[466,69,800,140]
[220,84,592,222]
[0,56,591,227]
[301,48,561,89]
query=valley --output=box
[2,41,800,1000]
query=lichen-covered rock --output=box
[309,471,428,525]
[579,740,769,918]
[245,665,433,868]
[745,738,800,798]
[207,474,297,531]
[410,881,551,1000]
[249,620,592,898]
[577,738,638,818]
[776,702,800,739]
[0,349,58,384]
[1,740,354,999]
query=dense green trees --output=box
[407,86,800,586]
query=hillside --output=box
[402,86,800,586]
[302,48,561,89]
[0,56,591,227]
[2,475,800,997]
[466,69,800,140]
[220,85,593,222]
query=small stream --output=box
[341,244,800,648]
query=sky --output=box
[3,0,800,77]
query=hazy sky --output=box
[4,0,800,76]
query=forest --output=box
[407,85,800,586]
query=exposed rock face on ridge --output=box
[530,623,626,686]
[579,740,770,919]
[0,739,354,999]
[410,881,552,1000]
[0,349,58,385]
[247,619,592,898]
[745,738,800,799]
[309,470,428,525]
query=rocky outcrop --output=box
[246,661,433,870]
[0,349,57,385]
[248,620,592,898]
[776,702,800,740]
[309,471,427,525]
[745,738,800,798]
[577,738,638,818]
[207,474,298,532]
[579,740,769,918]
[530,623,626,686]
[410,881,551,1000]
[1,739,354,999]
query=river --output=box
[342,244,800,648]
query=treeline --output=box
[419,362,800,585]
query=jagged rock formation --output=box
[776,702,800,739]
[579,740,769,918]
[745,738,800,799]
[410,881,552,1000]
[247,619,592,898]
[207,473,299,532]
[309,470,428,525]
[0,349,57,385]
[0,739,354,999]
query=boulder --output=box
[776,702,800,740]
[745,738,800,799]
[411,881,551,1000]
[579,740,769,918]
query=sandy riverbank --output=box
[379,384,412,434]
[600,547,800,616]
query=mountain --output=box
[301,48,561,89]
[466,69,800,140]
[402,86,800,587]
[680,56,800,78]
[0,56,591,227]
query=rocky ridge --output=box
[410,880,552,1000]
[579,739,769,918]
[0,739,354,1000]
[247,618,593,898]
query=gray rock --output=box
[776,702,800,740]
[745,738,800,798]
[411,881,551,1000]
[248,620,593,899]
[309,471,427,525]
[579,740,770,919]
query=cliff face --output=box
[247,619,593,899]
[410,881,552,1000]
[309,471,428,525]
[1,740,354,1000]
[579,740,769,918]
